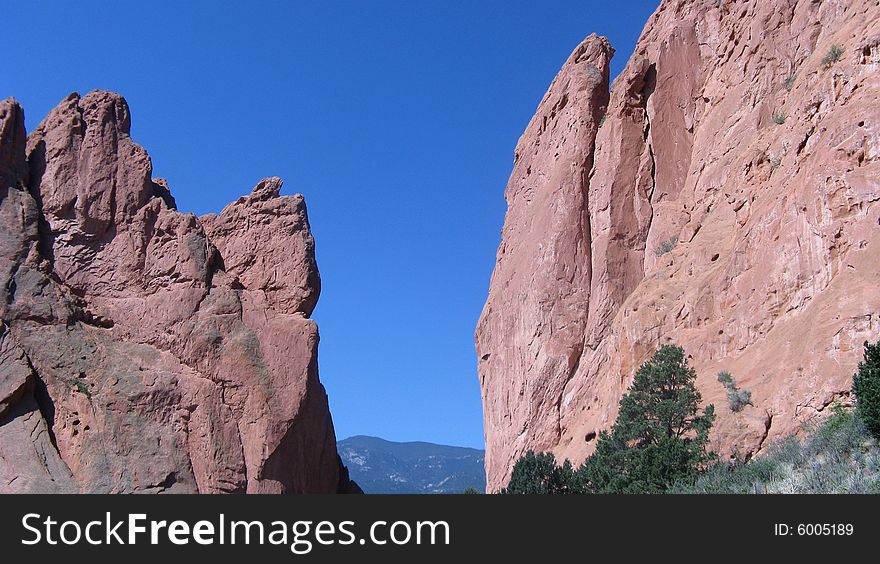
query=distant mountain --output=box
[338,436,485,494]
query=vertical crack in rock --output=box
[476,34,612,490]
[640,63,658,270]
[748,411,775,462]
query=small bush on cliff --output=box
[500,451,579,494]
[578,345,716,493]
[655,236,678,257]
[717,371,735,388]
[69,377,92,398]
[718,371,753,413]
[822,44,844,67]
[772,112,786,125]
[727,388,752,412]
[783,73,797,91]
[853,340,880,440]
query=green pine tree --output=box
[500,451,580,494]
[578,345,716,493]
[853,340,880,440]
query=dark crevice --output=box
[643,67,658,239]
[205,242,226,289]
[77,309,114,328]
[151,179,177,210]
[5,273,16,306]
[555,341,587,441]
[191,243,230,316]
[31,364,60,454]
[746,410,774,462]
[154,471,178,492]
[25,139,57,269]
[640,63,657,106]
[646,131,657,203]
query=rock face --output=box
[477,0,880,491]
[0,91,354,493]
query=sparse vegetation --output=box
[676,346,880,494]
[772,112,786,125]
[853,340,880,440]
[783,73,797,91]
[673,405,880,493]
[822,44,845,67]
[461,487,483,495]
[71,378,92,398]
[728,388,753,412]
[718,371,753,412]
[655,236,678,256]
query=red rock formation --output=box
[477,0,880,491]
[0,91,354,493]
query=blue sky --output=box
[5,1,657,449]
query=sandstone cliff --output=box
[0,91,354,493]
[477,0,880,491]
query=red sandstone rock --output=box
[0,92,353,493]
[477,0,880,491]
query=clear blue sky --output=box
[6,1,657,449]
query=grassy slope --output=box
[673,407,880,494]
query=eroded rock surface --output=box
[477,0,880,491]
[0,92,353,493]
